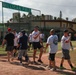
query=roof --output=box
[31,20,76,24]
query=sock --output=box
[25,55,29,62]
[70,64,73,68]
[18,57,22,63]
[60,63,63,67]
[14,53,16,57]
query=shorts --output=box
[62,49,70,60]
[49,53,56,61]
[18,50,28,58]
[14,46,18,50]
[29,42,32,46]
[5,46,14,51]
[32,42,43,49]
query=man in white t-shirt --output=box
[60,30,75,71]
[12,29,18,58]
[32,26,43,64]
[45,29,58,71]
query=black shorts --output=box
[14,46,18,50]
[5,46,14,51]
[29,42,32,46]
[49,53,56,61]
[62,49,70,60]
[32,42,42,49]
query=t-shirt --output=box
[18,35,28,50]
[40,33,44,39]
[14,34,18,46]
[4,33,15,46]
[47,35,58,53]
[29,33,32,42]
[61,35,70,50]
[32,31,40,42]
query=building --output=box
[1,12,76,41]
[72,18,76,22]
[31,19,76,40]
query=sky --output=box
[0,0,76,22]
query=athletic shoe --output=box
[50,68,56,71]
[33,61,37,64]
[71,67,76,71]
[26,60,30,65]
[38,60,43,63]
[60,66,65,69]
[19,63,23,66]
[11,57,14,61]
[46,66,52,70]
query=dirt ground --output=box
[0,53,76,75]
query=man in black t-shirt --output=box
[18,30,29,65]
[2,28,15,62]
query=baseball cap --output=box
[50,29,55,33]
[8,28,11,31]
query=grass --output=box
[56,41,76,66]
[56,49,76,66]
[0,47,6,54]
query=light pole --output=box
[0,1,5,39]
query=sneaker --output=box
[38,60,43,63]
[46,66,52,70]
[19,63,23,66]
[50,68,56,71]
[60,66,65,69]
[33,61,37,64]
[11,57,14,61]
[26,60,30,65]
[71,67,76,71]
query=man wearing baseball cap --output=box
[45,29,58,71]
[2,28,15,62]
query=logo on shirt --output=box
[53,37,58,45]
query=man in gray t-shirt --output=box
[45,29,58,71]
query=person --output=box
[2,28,15,62]
[31,26,43,64]
[60,30,75,71]
[45,29,58,71]
[74,33,76,40]
[40,31,45,46]
[17,32,23,39]
[17,30,29,65]
[12,29,18,57]
[12,29,18,36]
[28,31,33,50]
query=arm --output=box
[65,36,70,43]
[17,38,21,48]
[44,43,49,53]
[44,37,50,53]
[33,33,40,39]
[2,39,6,48]
[70,41,73,50]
